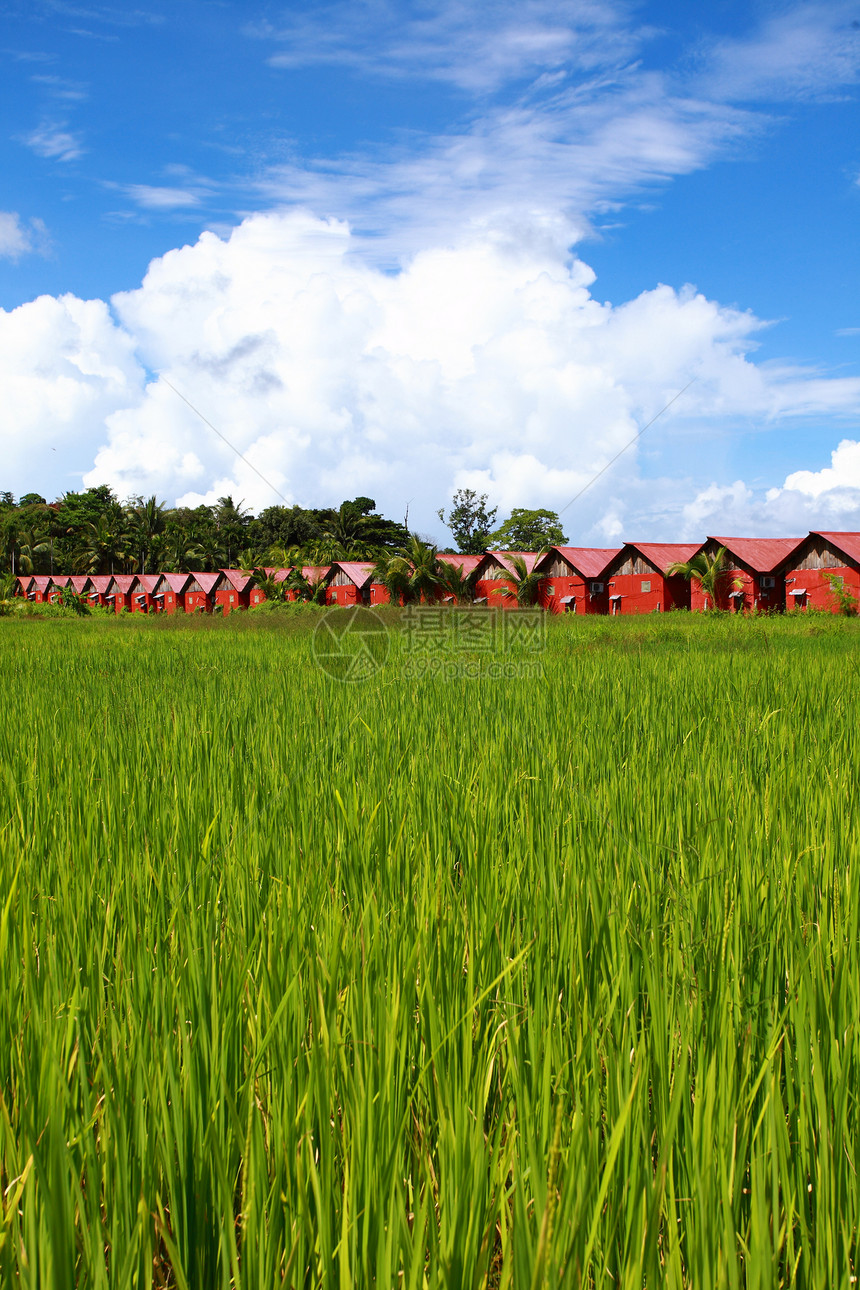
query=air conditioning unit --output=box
[761,576,776,589]
[590,581,604,594]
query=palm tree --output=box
[75,515,131,574]
[667,546,729,610]
[372,536,440,605]
[287,568,328,605]
[489,553,548,607]
[318,502,377,559]
[251,568,290,603]
[127,495,167,574]
[435,559,477,605]
[13,528,51,575]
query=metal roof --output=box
[88,575,112,592]
[49,575,72,587]
[331,561,377,588]
[808,532,860,566]
[476,550,541,577]
[112,574,137,594]
[33,575,52,591]
[138,574,161,593]
[536,546,622,578]
[302,565,332,581]
[437,553,483,573]
[220,568,254,592]
[194,572,222,595]
[708,536,803,572]
[69,575,91,592]
[162,572,193,594]
[622,543,702,574]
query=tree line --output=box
[0,485,568,576]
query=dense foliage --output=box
[0,488,410,576]
[2,612,859,1286]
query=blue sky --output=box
[1,0,859,540]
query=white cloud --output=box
[3,212,858,537]
[255,0,641,93]
[123,185,203,210]
[23,120,84,161]
[698,2,860,103]
[0,292,144,488]
[0,211,49,260]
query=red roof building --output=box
[31,575,52,603]
[603,543,701,614]
[782,532,860,613]
[690,537,803,612]
[16,575,35,600]
[215,569,254,614]
[534,547,622,614]
[473,551,541,608]
[161,572,192,613]
[183,572,220,613]
[87,575,111,606]
[327,562,375,606]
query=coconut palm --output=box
[127,495,167,574]
[488,553,548,607]
[436,559,477,605]
[373,536,441,605]
[251,568,291,604]
[286,568,328,605]
[667,546,729,610]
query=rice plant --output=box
[1,611,859,1286]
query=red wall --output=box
[782,564,860,612]
[184,591,212,613]
[689,570,785,613]
[605,572,689,614]
[326,584,362,606]
[539,573,609,615]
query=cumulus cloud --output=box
[0,211,49,260]
[3,211,858,537]
[0,293,144,489]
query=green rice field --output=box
[2,610,860,1287]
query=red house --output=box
[16,575,36,601]
[286,565,331,603]
[31,575,52,603]
[782,532,860,612]
[161,573,192,613]
[473,551,540,608]
[87,575,111,607]
[215,569,254,614]
[183,572,220,613]
[689,537,802,612]
[534,547,622,614]
[327,562,375,606]
[46,575,71,604]
[68,575,93,600]
[603,543,701,614]
[132,574,160,612]
[104,574,137,613]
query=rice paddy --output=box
[1,610,859,1287]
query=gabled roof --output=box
[49,575,72,588]
[621,543,702,575]
[537,546,622,579]
[69,575,91,592]
[138,574,161,593]
[709,536,803,573]
[271,567,293,583]
[331,561,376,588]
[33,575,52,591]
[437,553,483,574]
[477,550,541,577]
[220,568,254,592]
[89,574,111,593]
[112,574,137,594]
[301,565,331,582]
[16,575,34,591]
[162,572,193,594]
[807,532,860,567]
[193,572,222,595]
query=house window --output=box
[641,580,651,593]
